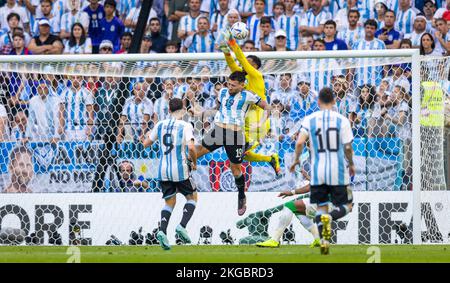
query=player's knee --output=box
[230,164,242,177]
[165,196,176,207]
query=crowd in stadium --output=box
[0,0,448,193]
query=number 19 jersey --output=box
[300,109,354,186]
[149,118,195,182]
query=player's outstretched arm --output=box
[289,131,309,173]
[278,183,311,198]
[228,38,260,78]
[344,142,356,177]
[187,139,197,171]
[219,30,242,73]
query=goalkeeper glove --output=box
[219,43,231,54]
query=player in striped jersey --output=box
[142,98,198,250]
[195,71,272,216]
[300,0,332,39]
[404,15,427,47]
[182,16,216,53]
[352,19,386,88]
[118,82,154,144]
[219,29,281,177]
[338,9,364,49]
[395,0,416,35]
[246,0,277,44]
[290,87,355,255]
[277,0,301,51]
[60,74,94,141]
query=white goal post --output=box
[0,49,447,246]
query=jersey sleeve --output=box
[246,91,261,105]
[224,51,243,73]
[183,122,195,143]
[340,117,354,145]
[149,121,161,142]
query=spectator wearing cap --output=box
[334,0,361,32]
[146,17,167,54]
[277,0,301,50]
[299,0,332,39]
[423,0,438,31]
[338,9,364,50]
[0,13,31,54]
[434,18,450,55]
[352,20,386,88]
[60,0,90,40]
[247,0,277,45]
[83,0,104,54]
[99,39,113,53]
[257,16,275,51]
[0,0,30,33]
[116,31,132,54]
[182,16,215,53]
[273,29,290,51]
[404,15,428,47]
[26,80,63,143]
[9,32,31,55]
[28,18,63,54]
[99,0,124,53]
[375,10,402,49]
[32,0,61,37]
[395,0,417,35]
[323,20,348,50]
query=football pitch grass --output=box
[0,245,449,263]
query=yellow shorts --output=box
[244,106,270,143]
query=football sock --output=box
[330,205,349,221]
[315,213,323,239]
[160,205,173,234]
[235,174,246,199]
[272,207,294,242]
[297,214,320,239]
[180,200,197,228]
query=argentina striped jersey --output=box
[277,14,301,50]
[395,8,416,35]
[300,110,354,186]
[150,118,195,182]
[214,88,261,127]
[61,86,94,131]
[352,38,386,87]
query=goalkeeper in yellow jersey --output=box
[219,30,281,176]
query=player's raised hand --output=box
[278,191,293,199]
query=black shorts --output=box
[159,178,196,199]
[201,125,245,164]
[310,185,353,207]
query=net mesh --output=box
[0,54,448,246]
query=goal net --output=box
[0,51,448,246]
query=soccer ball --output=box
[230,22,249,40]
